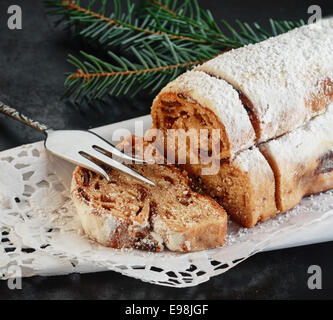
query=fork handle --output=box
[0,101,48,135]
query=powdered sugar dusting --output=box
[233,147,266,173]
[260,103,333,164]
[196,18,333,143]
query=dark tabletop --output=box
[0,0,333,300]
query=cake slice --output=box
[151,71,256,160]
[179,148,278,228]
[71,136,227,252]
[260,103,333,213]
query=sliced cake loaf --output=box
[151,71,256,160]
[156,103,333,229]
[260,103,333,213]
[150,19,333,229]
[71,136,227,252]
[196,19,333,143]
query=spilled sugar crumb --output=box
[225,189,333,246]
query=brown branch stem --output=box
[147,0,178,16]
[61,0,204,42]
[69,60,203,81]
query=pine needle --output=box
[45,0,304,102]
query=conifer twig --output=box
[70,60,203,81]
[58,0,209,43]
[146,0,178,16]
[45,0,305,102]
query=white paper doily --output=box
[1,141,333,287]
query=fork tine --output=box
[82,148,155,186]
[76,155,111,182]
[89,131,146,163]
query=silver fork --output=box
[0,102,155,186]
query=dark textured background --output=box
[0,0,333,299]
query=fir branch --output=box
[45,0,305,102]
[69,61,200,81]
[64,50,213,101]
[46,0,212,45]
[59,0,201,42]
[145,0,178,16]
[139,0,235,44]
